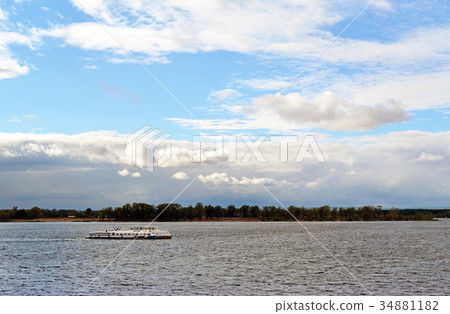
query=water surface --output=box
[0,220,448,295]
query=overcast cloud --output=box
[0,130,449,209]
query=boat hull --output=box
[86,226,172,240]
[85,235,172,240]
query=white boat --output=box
[86,226,172,240]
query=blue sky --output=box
[1,0,449,209]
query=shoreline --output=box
[0,218,262,223]
[0,218,443,223]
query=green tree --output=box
[318,205,331,221]
[249,205,260,219]
[239,205,249,218]
[100,207,113,220]
[28,206,43,219]
[0,210,10,221]
[226,205,237,218]
[194,202,205,220]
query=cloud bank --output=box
[0,130,449,208]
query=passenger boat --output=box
[86,226,172,240]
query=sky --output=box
[0,0,449,210]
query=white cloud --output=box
[117,169,141,177]
[305,181,319,189]
[0,58,30,79]
[207,89,240,102]
[0,31,34,47]
[0,131,126,163]
[99,82,140,103]
[168,117,255,132]
[238,78,291,91]
[198,172,279,186]
[372,0,394,12]
[247,91,410,131]
[35,1,447,69]
[70,0,117,25]
[0,8,8,20]
[198,172,233,185]
[8,114,36,123]
[118,169,142,177]
[317,26,450,65]
[171,171,189,180]
[56,0,339,60]
[117,169,130,176]
[0,28,36,80]
[9,116,22,123]
[22,114,36,119]
[84,65,99,70]
[416,152,443,162]
[172,91,411,131]
[329,70,450,111]
[108,55,170,64]
[230,66,450,115]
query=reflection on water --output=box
[0,220,448,295]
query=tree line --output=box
[1,204,449,222]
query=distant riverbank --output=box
[1,203,449,222]
[1,217,261,223]
[2,218,446,223]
